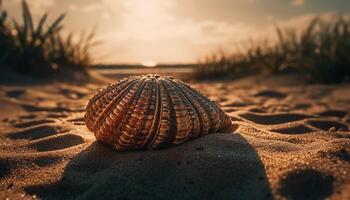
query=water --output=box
[91,66,194,79]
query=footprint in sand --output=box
[316,110,348,118]
[8,125,68,141]
[22,104,71,113]
[6,115,85,152]
[278,169,334,200]
[294,103,311,110]
[239,112,312,125]
[28,134,85,152]
[19,114,37,120]
[307,119,349,131]
[6,89,25,98]
[27,104,85,113]
[254,90,287,99]
[3,115,85,179]
[31,156,63,167]
[46,113,69,118]
[18,112,70,120]
[223,101,253,108]
[13,119,56,128]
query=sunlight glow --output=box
[142,61,157,67]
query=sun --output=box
[142,61,157,67]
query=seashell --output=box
[85,74,231,150]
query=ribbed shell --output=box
[85,74,231,150]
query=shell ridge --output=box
[85,77,138,131]
[112,77,148,149]
[123,78,155,148]
[86,76,136,119]
[177,86,204,137]
[167,78,201,139]
[92,79,139,132]
[179,80,225,131]
[150,78,177,148]
[92,78,142,144]
[210,101,230,130]
[148,78,170,148]
[176,81,211,134]
[86,78,127,108]
[178,81,221,132]
[143,78,162,148]
[162,78,187,145]
[131,78,155,148]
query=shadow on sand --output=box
[26,132,272,200]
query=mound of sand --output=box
[0,75,349,199]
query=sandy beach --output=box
[0,74,349,200]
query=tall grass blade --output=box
[22,0,34,39]
[35,13,48,40]
[44,13,65,39]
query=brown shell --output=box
[84,74,231,150]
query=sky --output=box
[3,0,350,64]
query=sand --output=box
[0,74,349,200]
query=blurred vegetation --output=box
[194,16,350,83]
[0,0,97,79]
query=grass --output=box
[0,0,96,79]
[194,16,350,83]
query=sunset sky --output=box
[4,0,350,64]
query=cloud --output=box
[96,0,259,63]
[97,0,347,63]
[66,0,126,22]
[3,0,55,15]
[292,0,305,6]
[68,3,103,13]
[96,0,250,63]
[27,0,55,14]
[274,13,349,30]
